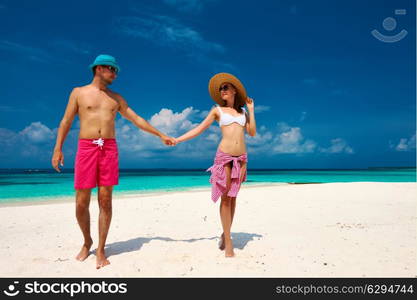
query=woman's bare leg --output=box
[219,163,234,257]
[231,161,247,225]
[230,197,236,225]
[221,161,247,253]
[219,195,227,251]
[220,195,234,257]
[219,163,231,250]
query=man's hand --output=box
[52,149,64,172]
[160,135,177,146]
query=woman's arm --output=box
[176,107,218,143]
[245,97,256,136]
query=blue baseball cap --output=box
[89,54,121,73]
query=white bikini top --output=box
[216,105,246,127]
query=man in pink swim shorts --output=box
[51,54,176,269]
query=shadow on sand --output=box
[104,232,263,257]
[231,232,263,250]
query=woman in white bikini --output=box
[175,73,256,257]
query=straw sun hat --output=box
[208,73,247,106]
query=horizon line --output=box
[0,166,415,171]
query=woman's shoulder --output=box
[210,104,221,113]
[208,105,221,121]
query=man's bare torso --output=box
[76,85,120,139]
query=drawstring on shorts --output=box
[92,138,104,149]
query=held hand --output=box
[161,135,177,146]
[167,137,177,146]
[245,97,254,112]
[52,149,64,172]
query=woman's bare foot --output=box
[218,233,225,250]
[96,249,110,269]
[224,238,235,257]
[76,238,93,261]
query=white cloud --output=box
[272,125,317,153]
[0,40,52,63]
[112,14,233,70]
[0,107,356,166]
[149,107,196,135]
[51,39,91,55]
[319,138,354,154]
[245,126,273,154]
[198,110,210,118]
[392,134,416,151]
[245,122,353,156]
[255,105,270,113]
[114,15,224,55]
[0,128,18,146]
[19,122,54,143]
[114,106,219,159]
[277,122,291,132]
[0,121,82,164]
[0,40,75,64]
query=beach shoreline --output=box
[2,180,413,207]
[0,182,292,207]
[0,182,416,277]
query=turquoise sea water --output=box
[0,168,415,204]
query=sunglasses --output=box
[101,65,118,74]
[219,84,232,92]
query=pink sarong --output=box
[206,149,248,203]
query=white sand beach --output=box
[0,182,416,277]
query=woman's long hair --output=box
[220,83,244,113]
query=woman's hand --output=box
[245,97,257,137]
[160,135,177,146]
[245,97,254,112]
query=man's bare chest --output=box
[78,93,119,113]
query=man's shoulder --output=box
[108,89,125,103]
[71,85,89,94]
[107,88,122,98]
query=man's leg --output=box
[75,188,93,261]
[96,185,113,269]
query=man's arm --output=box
[117,95,175,145]
[51,88,79,172]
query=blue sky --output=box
[0,0,415,169]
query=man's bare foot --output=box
[76,239,93,261]
[96,250,110,269]
[224,239,235,257]
[218,233,225,250]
